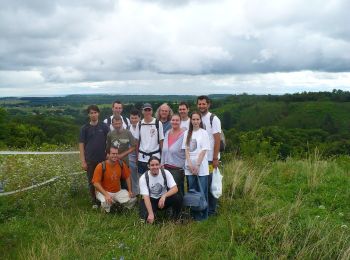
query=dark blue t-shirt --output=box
[79,122,109,163]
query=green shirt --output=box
[106,129,136,165]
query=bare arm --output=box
[117,146,135,160]
[213,133,221,169]
[79,143,87,171]
[192,149,207,175]
[185,146,194,173]
[143,195,155,224]
[93,182,112,204]
[158,185,178,209]
[159,139,163,151]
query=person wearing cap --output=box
[137,103,164,176]
[104,100,131,131]
[155,103,173,135]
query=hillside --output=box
[0,153,349,259]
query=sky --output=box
[1,0,350,97]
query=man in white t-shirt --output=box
[137,103,164,175]
[197,95,222,216]
[178,101,190,131]
[104,100,131,131]
[139,156,182,223]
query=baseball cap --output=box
[142,103,152,110]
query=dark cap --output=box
[142,103,152,110]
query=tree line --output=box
[1,90,350,158]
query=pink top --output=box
[168,130,184,147]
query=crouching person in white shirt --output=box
[92,146,137,213]
[139,156,183,224]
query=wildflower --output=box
[315,215,320,219]
[339,212,344,217]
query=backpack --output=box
[107,116,130,129]
[144,168,168,195]
[183,176,208,211]
[209,113,226,152]
[138,119,161,157]
[101,160,124,182]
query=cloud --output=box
[0,0,349,96]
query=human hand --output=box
[212,158,219,169]
[147,213,155,224]
[104,193,113,205]
[81,161,88,171]
[158,195,166,209]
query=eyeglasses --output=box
[143,108,152,111]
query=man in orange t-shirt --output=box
[92,146,137,212]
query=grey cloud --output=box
[0,0,350,94]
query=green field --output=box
[0,153,349,259]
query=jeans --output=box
[208,173,217,216]
[186,175,209,221]
[129,160,140,195]
[86,161,99,205]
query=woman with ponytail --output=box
[182,111,210,221]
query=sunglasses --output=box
[143,108,152,111]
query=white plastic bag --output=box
[210,168,223,199]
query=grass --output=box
[0,153,349,259]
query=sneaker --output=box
[124,197,137,209]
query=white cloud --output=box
[0,0,349,96]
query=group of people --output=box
[79,96,222,223]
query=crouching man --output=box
[92,146,137,213]
[139,156,183,224]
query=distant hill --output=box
[0,94,230,107]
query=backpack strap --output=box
[107,116,112,127]
[101,161,106,182]
[138,119,161,148]
[209,113,215,128]
[145,171,150,194]
[145,169,168,196]
[161,168,168,191]
[138,121,142,147]
[155,119,160,144]
[122,116,129,129]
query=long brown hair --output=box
[186,111,204,147]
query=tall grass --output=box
[0,154,349,259]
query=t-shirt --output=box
[201,112,222,161]
[180,118,190,131]
[139,169,176,199]
[104,115,131,131]
[182,128,210,176]
[137,118,164,162]
[79,122,109,163]
[92,160,130,193]
[106,129,136,165]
